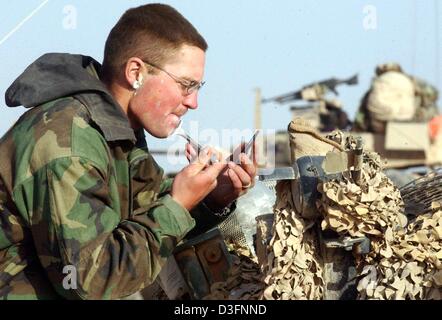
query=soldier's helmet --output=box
[375,63,403,76]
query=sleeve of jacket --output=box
[157,178,234,239]
[14,156,195,300]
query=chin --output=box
[148,131,168,139]
[144,127,171,139]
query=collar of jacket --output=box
[74,91,138,144]
[74,59,138,144]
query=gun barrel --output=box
[262,74,358,104]
[345,74,358,86]
[262,91,302,104]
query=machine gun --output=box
[262,74,358,104]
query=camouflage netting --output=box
[318,137,407,239]
[203,180,326,300]
[203,243,264,300]
[316,134,441,299]
[259,119,334,300]
[355,205,442,299]
[261,181,325,300]
[202,119,441,300]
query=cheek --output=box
[143,94,168,118]
[149,87,182,113]
[132,80,182,118]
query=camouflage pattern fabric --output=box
[0,53,215,300]
[412,77,440,122]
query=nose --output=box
[182,91,198,110]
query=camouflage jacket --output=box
[0,53,221,300]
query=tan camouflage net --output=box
[203,243,264,300]
[355,203,442,299]
[261,181,324,300]
[317,135,407,239]
[316,135,441,300]
[257,119,334,300]
[202,119,441,300]
[204,180,326,300]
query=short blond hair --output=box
[101,3,208,80]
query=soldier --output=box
[353,63,440,133]
[0,4,256,299]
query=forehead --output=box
[164,45,206,81]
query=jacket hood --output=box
[5,53,138,144]
[5,53,111,108]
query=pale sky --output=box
[1,0,440,173]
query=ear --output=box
[124,57,145,89]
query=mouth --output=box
[172,111,187,123]
[167,116,184,137]
[173,110,187,118]
[168,114,183,128]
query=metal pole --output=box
[254,88,267,168]
[254,88,262,130]
[353,137,363,186]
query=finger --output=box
[228,161,252,187]
[243,140,258,165]
[227,166,244,190]
[208,146,222,162]
[185,149,191,163]
[186,143,197,162]
[188,148,213,174]
[190,146,208,163]
[203,161,228,180]
[207,179,219,193]
[207,146,221,164]
[205,164,228,193]
[240,153,257,178]
[197,147,213,165]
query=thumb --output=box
[202,161,227,180]
[187,148,213,175]
[185,143,197,163]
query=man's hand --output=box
[171,148,227,211]
[185,142,258,211]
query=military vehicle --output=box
[260,65,441,187]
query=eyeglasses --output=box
[141,59,205,96]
